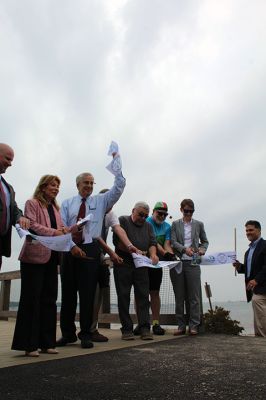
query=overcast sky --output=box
[1,0,266,301]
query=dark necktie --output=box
[0,180,7,235]
[101,215,107,242]
[73,198,86,244]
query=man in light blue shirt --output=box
[57,167,125,349]
[234,220,266,336]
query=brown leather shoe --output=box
[173,329,186,336]
[90,330,109,342]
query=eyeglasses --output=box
[138,212,149,219]
[83,181,95,186]
[183,209,194,214]
[157,211,168,218]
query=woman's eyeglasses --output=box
[183,209,194,214]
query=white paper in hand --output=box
[106,141,122,176]
[107,141,119,156]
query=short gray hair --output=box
[76,173,94,186]
[133,201,150,212]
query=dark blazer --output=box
[238,238,266,302]
[0,177,23,257]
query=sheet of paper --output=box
[106,141,122,176]
[76,213,93,244]
[15,224,29,238]
[15,224,73,251]
[106,153,122,176]
[132,253,182,274]
[77,213,93,226]
[31,233,73,251]
[107,140,119,156]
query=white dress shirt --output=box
[61,173,125,238]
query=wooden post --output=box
[204,282,213,313]
[0,280,11,321]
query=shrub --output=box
[203,306,244,335]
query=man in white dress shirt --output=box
[57,168,125,349]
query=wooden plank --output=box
[0,310,17,318]
[0,281,11,321]
[0,270,20,281]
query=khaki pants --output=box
[252,293,266,337]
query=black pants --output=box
[12,254,58,352]
[114,261,150,333]
[59,241,100,340]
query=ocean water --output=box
[10,300,253,335]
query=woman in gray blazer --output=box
[170,199,209,335]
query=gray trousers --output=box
[114,262,150,333]
[170,260,201,330]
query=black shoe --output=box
[90,330,109,342]
[81,339,94,349]
[56,337,77,347]
[133,325,141,336]
[152,324,165,335]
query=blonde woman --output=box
[12,175,84,357]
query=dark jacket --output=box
[238,238,266,302]
[0,177,23,257]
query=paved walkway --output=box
[0,319,178,368]
[0,327,265,400]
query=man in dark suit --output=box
[234,220,266,337]
[0,143,30,270]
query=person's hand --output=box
[71,246,86,258]
[150,254,159,265]
[54,229,65,236]
[18,217,30,230]
[246,279,258,291]
[56,227,71,235]
[69,224,79,234]
[185,247,194,257]
[233,260,241,271]
[128,244,142,254]
[110,252,123,264]
[198,248,205,256]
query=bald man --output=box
[0,143,29,269]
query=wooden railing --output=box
[0,266,177,325]
[0,270,20,319]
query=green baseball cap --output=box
[153,201,168,213]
